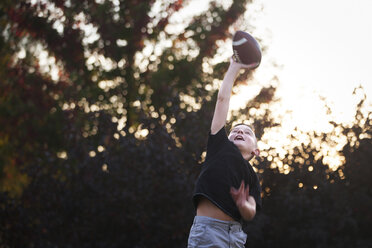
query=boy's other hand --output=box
[230,181,256,220]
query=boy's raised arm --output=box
[210,58,258,134]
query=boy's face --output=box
[228,124,258,159]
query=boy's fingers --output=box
[231,181,246,198]
[230,187,238,195]
[238,182,244,194]
[238,61,259,70]
[239,183,244,194]
[230,188,239,202]
[245,185,250,199]
[248,62,260,68]
[247,62,259,68]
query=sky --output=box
[240,0,372,131]
[231,0,372,169]
[174,0,372,133]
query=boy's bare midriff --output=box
[196,196,235,221]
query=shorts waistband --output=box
[193,216,242,232]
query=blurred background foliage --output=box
[0,0,371,247]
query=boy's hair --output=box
[231,123,255,133]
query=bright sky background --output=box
[241,0,372,132]
[231,0,372,169]
[176,0,372,133]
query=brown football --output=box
[232,31,262,68]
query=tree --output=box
[243,88,372,248]
[1,0,274,247]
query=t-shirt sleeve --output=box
[205,126,229,161]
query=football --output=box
[232,31,262,67]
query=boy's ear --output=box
[252,149,260,157]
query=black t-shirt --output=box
[193,126,262,222]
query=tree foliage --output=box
[244,90,372,248]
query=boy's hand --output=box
[230,181,256,220]
[229,57,259,70]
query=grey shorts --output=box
[187,216,247,248]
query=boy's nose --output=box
[237,129,243,134]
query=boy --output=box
[188,57,262,247]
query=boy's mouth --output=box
[234,135,244,141]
